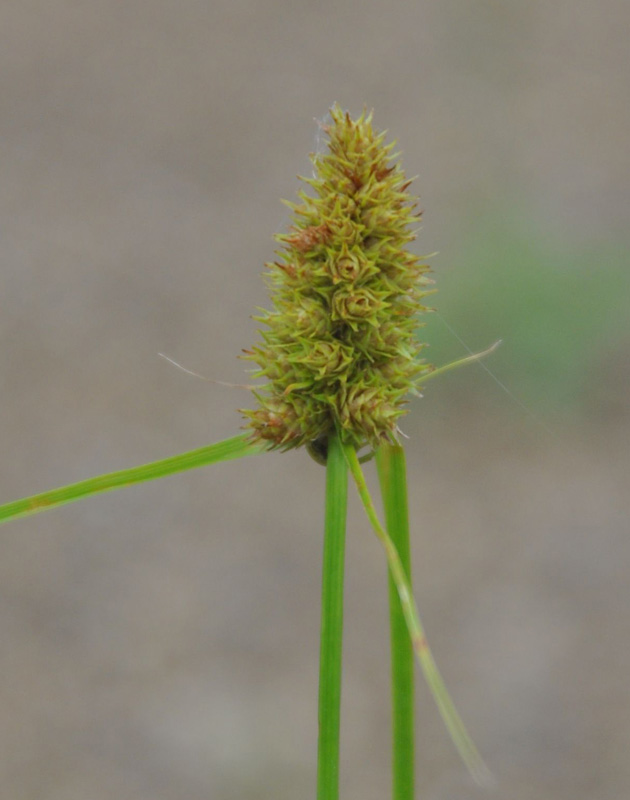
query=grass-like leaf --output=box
[0,434,264,526]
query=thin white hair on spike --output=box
[311,106,338,179]
[158,353,258,391]
[313,107,335,159]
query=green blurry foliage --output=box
[421,215,629,421]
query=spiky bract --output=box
[242,106,434,453]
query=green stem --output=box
[376,443,414,800]
[0,434,264,526]
[343,443,491,787]
[318,432,348,800]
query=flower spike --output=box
[242,105,433,453]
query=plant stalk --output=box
[377,443,414,800]
[343,442,491,787]
[317,432,348,800]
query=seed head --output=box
[241,105,434,453]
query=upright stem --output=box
[343,443,491,787]
[317,432,348,800]
[377,443,415,800]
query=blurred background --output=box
[0,2,628,798]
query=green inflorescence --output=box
[241,105,436,455]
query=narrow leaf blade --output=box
[0,433,264,526]
[344,443,492,787]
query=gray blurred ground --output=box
[1,2,629,798]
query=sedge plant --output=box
[0,106,494,798]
